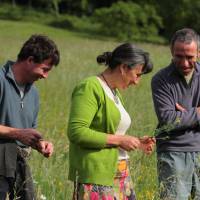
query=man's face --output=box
[26,58,53,83]
[172,40,198,76]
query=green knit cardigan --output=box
[68,76,125,186]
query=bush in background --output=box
[156,0,200,38]
[0,2,165,44]
[0,3,55,23]
[93,1,163,43]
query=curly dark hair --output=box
[17,34,60,66]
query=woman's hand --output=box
[107,134,155,153]
[107,135,140,151]
[118,135,141,151]
[139,136,156,155]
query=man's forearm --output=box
[0,125,19,140]
[0,125,42,148]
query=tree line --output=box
[1,0,200,41]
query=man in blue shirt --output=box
[0,34,60,200]
[152,28,200,199]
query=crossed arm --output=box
[151,76,200,131]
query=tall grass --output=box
[0,20,171,199]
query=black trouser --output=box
[15,153,35,200]
[0,176,15,200]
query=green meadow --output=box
[0,20,171,200]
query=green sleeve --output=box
[67,79,107,149]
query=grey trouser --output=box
[0,176,15,200]
[0,147,35,200]
[157,152,200,200]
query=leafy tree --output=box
[12,0,16,7]
[52,0,61,16]
[93,1,162,41]
[156,0,200,37]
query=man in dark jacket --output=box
[152,28,200,199]
[0,34,60,200]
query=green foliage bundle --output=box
[156,0,200,38]
[93,2,163,42]
[2,0,200,42]
[0,3,55,23]
[0,2,166,44]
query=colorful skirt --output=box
[73,159,136,200]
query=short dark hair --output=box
[96,43,153,74]
[170,28,199,50]
[17,34,60,66]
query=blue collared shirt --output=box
[0,60,39,177]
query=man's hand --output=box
[36,140,54,158]
[176,103,186,112]
[15,128,42,148]
[197,107,200,115]
[176,102,200,116]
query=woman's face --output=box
[120,64,144,89]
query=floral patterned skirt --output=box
[73,159,136,200]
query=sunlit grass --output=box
[0,19,171,200]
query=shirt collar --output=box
[3,60,15,81]
[169,61,200,78]
[3,60,32,91]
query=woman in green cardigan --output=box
[67,43,155,200]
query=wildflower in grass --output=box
[40,194,47,200]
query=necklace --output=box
[101,73,119,104]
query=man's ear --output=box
[27,56,34,64]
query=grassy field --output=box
[0,19,171,200]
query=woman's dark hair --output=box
[97,43,153,74]
[17,34,60,66]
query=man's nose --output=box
[179,58,190,66]
[42,72,48,79]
